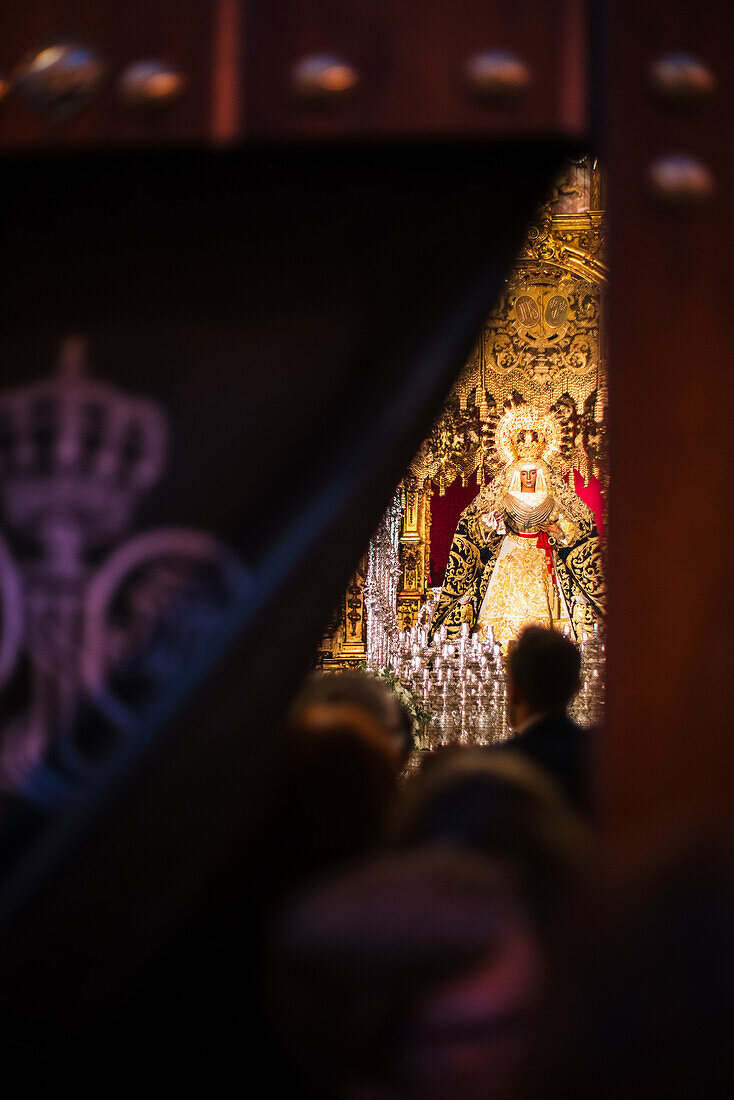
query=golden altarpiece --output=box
[317,158,607,678]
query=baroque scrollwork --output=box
[319,155,607,667]
[410,158,607,508]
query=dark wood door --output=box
[245,0,587,140]
[603,0,734,859]
[0,0,588,150]
[0,0,223,150]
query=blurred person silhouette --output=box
[497,625,590,814]
[260,705,402,908]
[293,670,415,767]
[142,705,406,1100]
[515,845,734,1100]
[269,846,544,1100]
[415,742,465,778]
[388,750,590,938]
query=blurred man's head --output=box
[388,750,589,933]
[293,670,414,764]
[509,627,581,727]
[265,709,401,903]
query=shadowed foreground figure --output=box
[260,707,402,908]
[496,626,591,814]
[516,847,734,1100]
[293,671,415,767]
[388,750,590,940]
[269,847,544,1100]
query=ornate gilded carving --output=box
[401,545,421,592]
[319,156,607,667]
[345,578,363,638]
[316,554,367,669]
[397,594,423,632]
[395,476,432,631]
[410,406,484,495]
[411,157,607,502]
[473,272,601,407]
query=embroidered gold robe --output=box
[430,463,605,648]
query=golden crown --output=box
[495,405,562,467]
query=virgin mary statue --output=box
[430,406,605,650]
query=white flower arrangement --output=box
[368,664,431,736]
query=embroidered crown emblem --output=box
[0,337,167,546]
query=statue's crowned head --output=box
[515,430,545,462]
[495,405,562,470]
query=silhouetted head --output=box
[293,670,414,764]
[509,627,581,723]
[389,749,590,936]
[264,709,400,905]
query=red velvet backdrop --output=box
[428,469,605,587]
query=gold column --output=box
[397,478,432,630]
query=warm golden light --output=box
[31,46,65,72]
[146,71,186,100]
[318,64,359,93]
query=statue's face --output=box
[520,468,537,492]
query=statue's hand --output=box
[482,510,505,534]
[544,521,563,540]
[460,603,474,624]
